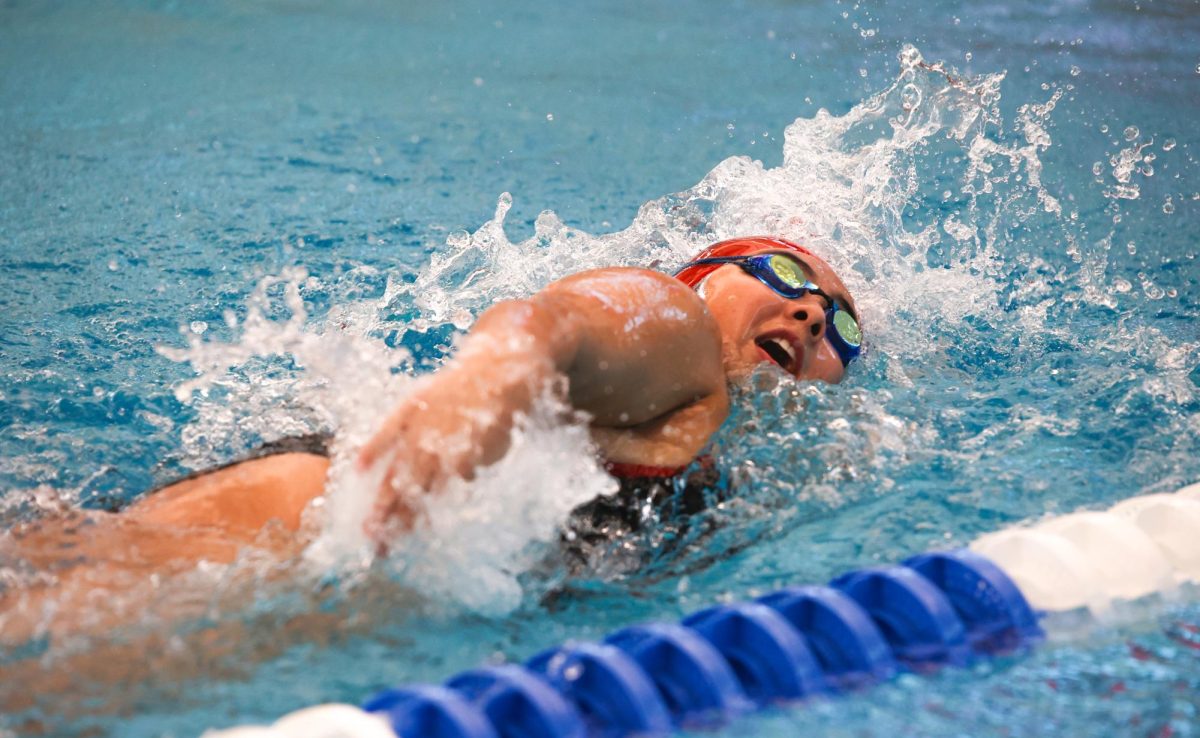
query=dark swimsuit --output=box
[558,457,725,573]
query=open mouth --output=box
[756,336,797,374]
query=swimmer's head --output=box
[676,237,860,383]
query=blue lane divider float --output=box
[829,566,970,667]
[355,547,1043,738]
[756,585,896,690]
[604,623,752,727]
[904,550,1043,653]
[363,685,497,738]
[446,665,586,738]
[526,642,672,736]
[681,602,826,702]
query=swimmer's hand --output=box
[357,300,570,536]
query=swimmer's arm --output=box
[358,267,727,528]
[588,391,729,469]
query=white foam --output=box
[374,393,615,615]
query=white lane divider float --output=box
[201,704,394,738]
[973,482,1200,616]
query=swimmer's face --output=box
[699,249,858,383]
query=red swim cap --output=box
[674,236,817,289]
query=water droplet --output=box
[901,83,921,110]
[1139,163,1154,177]
[964,52,973,61]
[1092,161,1104,176]
[1113,278,1132,293]
[1163,198,1176,214]
[473,77,484,87]
[1196,63,1200,74]
[790,52,797,60]
[107,259,119,271]
[898,46,923,68]
[1100,124,1109,134]
[1163,138,1177,151]
[859,68,868,78]
[1124,125,1139,141]
[451,308,473,330]
[1070,65,1081,76]
[767,29,776,39]
[545,113,554,121]
[190,321,208,334]
[1127,242,1137,255]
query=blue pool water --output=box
[1,1,1199,736]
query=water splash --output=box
[375,393,614,614]
[147,45,1196,612]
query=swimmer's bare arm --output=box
[359,267,729,528]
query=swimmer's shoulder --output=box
[546,265,698,295]
[537,266,715,327]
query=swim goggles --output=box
[677,253,862,366]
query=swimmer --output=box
[0,236,860,641]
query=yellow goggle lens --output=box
[833,309,862,346]
[768,254,807,288]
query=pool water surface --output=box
[1,1,1198,736]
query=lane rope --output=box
[204,481,1200,738]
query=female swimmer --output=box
[0,236,860,639]
[140,235,858,539]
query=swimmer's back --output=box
[126,452,329,544]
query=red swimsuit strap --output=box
[603,454,714,480]
[603,461,687,479]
